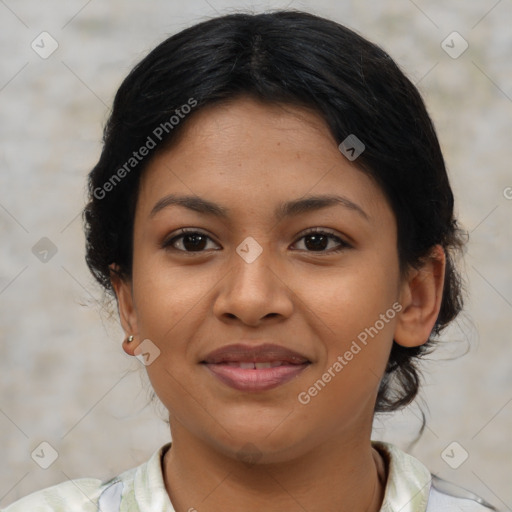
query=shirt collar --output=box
[372,441,432,512]
[133,442,175,511]
[133,441,432,512]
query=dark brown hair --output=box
[83,10,467,412]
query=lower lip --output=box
[203,363,310,392]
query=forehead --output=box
[164,97,339,163]
[136,96,393,228]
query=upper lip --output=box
[201,343,311,364]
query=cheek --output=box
[296,298,396,434]
[131,253,212,341]
[131,262,209,415]
[301,260,399,344]
[296,260,398,404]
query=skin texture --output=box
[111,96,446,512]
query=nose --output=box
[212,241,294,327]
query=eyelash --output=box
[162,227,351,255]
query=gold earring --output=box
[127,335,134,343]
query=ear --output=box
[109,264,140,356]
[394,245,446,348]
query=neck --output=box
[162,424,387,512]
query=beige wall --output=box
[1,0,511,508]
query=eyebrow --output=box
[149,193,369,222]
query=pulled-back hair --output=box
[83,10,467,412]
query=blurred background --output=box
[1,0,511,508]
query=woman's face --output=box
[114,96,413,462]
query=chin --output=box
[211,422,308,462]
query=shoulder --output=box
[0,443,172,512]
[372,441,498,512]
[426,475,499,512]
[0,475,121,512]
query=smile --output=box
[202,361,310,392]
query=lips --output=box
[201,343,310,365]
[201,343,311,392]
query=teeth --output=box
[222,361,285,368]
[255,361,283,369]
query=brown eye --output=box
[162,228,351,255]
[292,229,351,253]
[162,229,219,253]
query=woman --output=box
[2,10,498,512]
